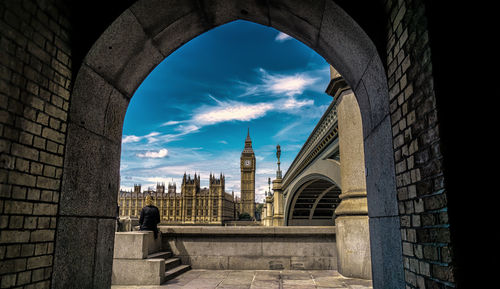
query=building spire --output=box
[243,127,254,153]
[246,127,251,142]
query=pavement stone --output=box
[111,269,373,289]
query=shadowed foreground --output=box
[111,270,372,289]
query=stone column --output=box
[334,88,372,279]
[272,179,284,226]
[265,196,273,226]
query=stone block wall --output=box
[0,1,71,288]
[384,0,455,288]
[160,226,337,270]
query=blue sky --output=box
[120,20,332,203]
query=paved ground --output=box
[111,270,373,289]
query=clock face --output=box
[244,160,251,167]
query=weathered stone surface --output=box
[182,255,229,269]
[114,231,161,260]
[60,123,120,218]
[369,216,404,289]
[93,218,116,289]
[84,9,163,97]
[70,64,114,137]
[336,216,371,279]
[130,0,199,37]
[364,116,399,218]
[112,259,165,285]
[113,232,149,259]
[70,64,130,144]
[52,217,97,289]
[152,11,212,58]
[161,226,336,270]
[111,231,168,285]
[356,56,391,138]
[200,0,270,27]
[316,0,376,90]
[157,269,371,289]
[268,0,325,47]
[103,89,129,144]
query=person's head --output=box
[145,195,153,206]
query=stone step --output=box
[164,257,181,271]
[164,264,191,281]
[147,251,172,260]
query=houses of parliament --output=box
[118,130,257,225]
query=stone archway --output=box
[53,1,403,288]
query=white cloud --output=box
[122,135,141,143]
[275,32,292,42]
[280,97,314,110]
[174,124,200,134]
[137,148,168,158]
[207,94,223,105]
[122,132,160,144]
[123,68,324,151]
[193,101,274,125]
[161,120,185,126]
[261,70,318,96]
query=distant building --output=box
[119,129,258,224]
[240,128,256,218]
[118,173,241,225]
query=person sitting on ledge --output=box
[139,195,160,239]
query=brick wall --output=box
[0,1,70,288]
[385,0,455,288]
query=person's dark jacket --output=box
[139,205,160,238]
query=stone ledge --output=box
[159,226,335,236]
[113,231,161,259]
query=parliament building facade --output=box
[118,130,257,225]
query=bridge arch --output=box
[53,1,402,288]
[285,173,341,226]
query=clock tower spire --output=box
[240,128,256,219]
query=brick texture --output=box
[385,0,455,288]
[0,1,70,288]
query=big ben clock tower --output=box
[240,128,256,218]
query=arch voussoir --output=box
[83,9,163,98]
[317,1,377,95]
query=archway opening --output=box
[117,19,333,225]
[287,178,340,226]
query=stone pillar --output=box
[265,196,273,226]
[272,179,284,226]
[334,88,372,279]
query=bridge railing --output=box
[282,100,339,189]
